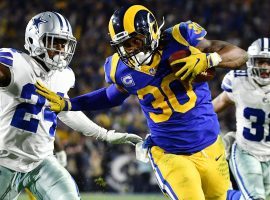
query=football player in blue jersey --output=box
[0,11,141,200]
[36,5,248,200]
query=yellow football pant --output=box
[149,136,230,200]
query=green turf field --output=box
[18,193,166,200]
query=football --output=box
[168,49,215,83]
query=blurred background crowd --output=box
[0,0,269,194]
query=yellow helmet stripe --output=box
[109,18,116,38]
[172,23,189,46]
[110,53,120,83]
[123,5,150,34]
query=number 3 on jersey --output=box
[10,83,57,136]
[243,107,270,142]
[137,74,197,123]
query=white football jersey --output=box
[222,70,270,161]
[0,48,75,172]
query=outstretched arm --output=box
[58,111,142,145]
[197,39,248,69]
[170,39,248,84]
[70,84,129,111]
[212,91,234,113]
[35,81,129,112]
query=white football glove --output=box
[102,130,142,145]
[55,150,67,167]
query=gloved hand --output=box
[55,150,67,167]
[35,80,71,112]
[170,46,222,84]
[103,130,142,145]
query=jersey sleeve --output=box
[0,48,26,95]
[221,71,235,102]
[171,21,207,47]
[0,48,14,68]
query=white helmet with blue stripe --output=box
[24,11,77,70]
[247,37,270,85]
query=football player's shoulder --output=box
[232,69,249,82]
[221,70,235,93]
[164,20,206,47]
[221,70,248,92]
[0,48,26,68]
[62,66,75,87]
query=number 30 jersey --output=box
[104,21,220,154]
[222,70,270,161]
[0,48,75,172]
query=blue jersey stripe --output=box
[0,57,13,67]
[0,52,13,59]
[221,84,232,92]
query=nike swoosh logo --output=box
[215,154,222,161]
[194,58,200,68]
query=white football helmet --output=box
[247,38,270,85]
[24,11,77,70]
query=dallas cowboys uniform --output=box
[0,48,81,200]
[222,70,270,200]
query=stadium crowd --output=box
[0,0,269,193]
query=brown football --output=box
[169,49,215,83]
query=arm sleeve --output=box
[57,111,108,138]
[70,84,129,111]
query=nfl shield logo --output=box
[121,74,135,87]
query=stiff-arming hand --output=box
[35,80,71,112]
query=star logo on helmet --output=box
[32,16,48,32]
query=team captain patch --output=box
[121,74,135,87]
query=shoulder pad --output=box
[171,21,207,47]
[221,71,234,93]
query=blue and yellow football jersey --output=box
[104,21,220,154]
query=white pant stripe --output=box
[148,150,178,200]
